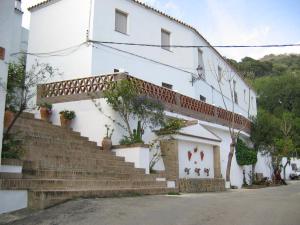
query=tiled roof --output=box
[28,0,254,90]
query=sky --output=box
[22,0,300,61]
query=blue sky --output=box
[22,0,300,60]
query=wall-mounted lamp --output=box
[191,65,205,86]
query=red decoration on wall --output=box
[194,168,201,176]
[184,168,191,175]
[200,151,204,161]
[188,151,192,161]
[204,168,210,176]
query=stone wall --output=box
[160,140,179,182]
[179,178,225,193]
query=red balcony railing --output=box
[37,73,251,133]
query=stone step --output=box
[28,187,178,209]
[12,124,89,142]
[0,172,23,179]
[22,152,135,169]
[21,144,126,163]
[15,117,82,136]
[20,112,35,119]
[3,115,173,210]
[0,178,167,190]
[22,169,161,181]
[21,134,98,149]
[23,160,146,175]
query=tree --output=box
[207,60,253,185]
[102,79,165,144]
[3,56,59,139]
[251,111,297,182]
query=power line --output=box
[10,42,87,57]
[89,40,300,49]
[92,42,251,115]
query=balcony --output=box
[37,73,251,133]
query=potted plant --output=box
[4,105,16,130]
[59,110,76,128]
[102,124,114,151]
[38,102,52,122]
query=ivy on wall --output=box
[236,139,258,166]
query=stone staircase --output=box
[0,113,176,210]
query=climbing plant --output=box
[236,138,257,166]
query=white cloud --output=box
[201,0,300,60]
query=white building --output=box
[26,0,270,188]
[0,0,28,165]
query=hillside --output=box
[228,53,300,155]
[227,54,300,78]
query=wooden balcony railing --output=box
[37,73,251,133]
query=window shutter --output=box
[161,29,170,50]
[115,10,127,34]
[198,49,205,80]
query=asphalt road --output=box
[1,181,300,225]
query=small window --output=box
[244,89,247,102]
[162,82,173,90]
[200,95,206,102]
[197,49,205,80]
[161,29,171,51]
[217,66,222,82]
[0,47,5,60]
[115,9,128,34]
[114,69,120,73]
[233,80,238,104]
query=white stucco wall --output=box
[26,0,93,80]
[255,152,273,179]
[178,141,214,179]
[113,147,150,174]
[205,126,273,187]
[0,191,27,214]
[282,157,300,180]
[27,0,257,118]
[91,0,257,118]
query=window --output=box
[162,82,173,90]
[200,95,206,102]
[161,29,171,51]
[114,69,120,73]
[233,80,238,104]
[197,49,205,80]
[217,66,222,82]
[0,47,5,60]
[115,9,128,34]
[244,89,247,102]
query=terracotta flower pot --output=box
[4,110,14,129]
[102,137,112,151]
[60,114,72,128]
[40,107,51,122]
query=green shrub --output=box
[1,134,24,159]
[236,138,257,166]
[38,102,53,110]
[59,110,76,120]
[156,118,185,135]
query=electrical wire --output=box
[91,42,251,115]
[10,42,87,57]
[89,40,300,49]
